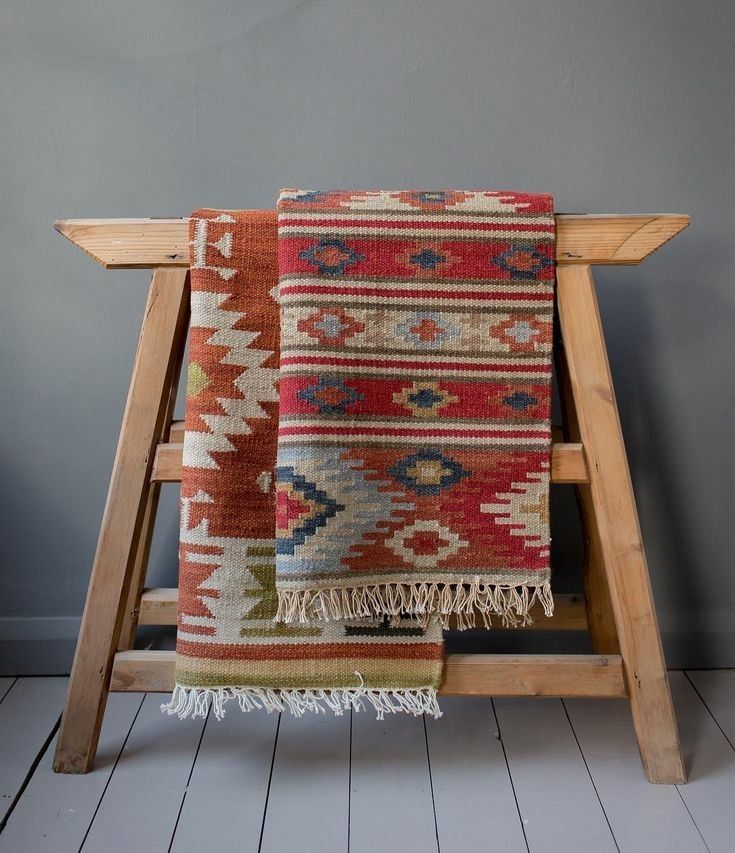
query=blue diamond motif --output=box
[291,191,326,203]
[414,191,447,204]
[503,391,538,411]
[492,244,554,279]
[407,388,445,410]
[388,450,470,496]
[297,377,364,414]
[409,248,447,270]
[299,239,365,276]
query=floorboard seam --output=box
[684,670,735,753]
[257,711,282,853]
[561,699,619,853]
[0,678,17,706]
[491,699,530,853]
[0,711,61,834]
[422,716,441,853]
[347,709,353,853]
[78,693,146,852]
[674,784,711,852]
[167,707,211,853]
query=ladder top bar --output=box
[54,213,689,269]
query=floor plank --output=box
[350,711,438,853]
[494,697,616,853]
[670,671,735,852]
[80,695,206,853]
[0,677,68,824]
[260,711,350,853]
[5,673,735,852]
[171,709,279,853]
[0,680,14,705]
[686,669,735,746]
[426,697,527,852]
[0,693,143,852]
[564,697,706,852]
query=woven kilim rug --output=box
[275,189,555,629]
[164,209,444,720]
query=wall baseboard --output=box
[0,617,80,675]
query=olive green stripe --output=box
[175,670,442,690]
[246,546,276,557]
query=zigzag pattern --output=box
[184,290,278,470]
[172,210,445,718]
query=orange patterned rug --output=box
[164,209,443,720]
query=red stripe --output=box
[279,375,552,421]
[279,217,554,233]
[177,639,444,661]
[278,236,555,280]
[279,284,553,301]
[280,354,551,373]
[279,425,549,438]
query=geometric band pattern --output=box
[167,209,444,721]
[275,189,555,628]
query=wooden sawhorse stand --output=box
[52,214,689,783]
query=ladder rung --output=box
[138,588,589,631]
[169,420,184,442]
[110,650,625,698]
[151,441,589,484]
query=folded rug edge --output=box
[161,682,442,721]
[276,578,554,630]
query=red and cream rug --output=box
[275,189,555,629]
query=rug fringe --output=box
[161,683,442,721]
[275,580,554,630]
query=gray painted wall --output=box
[2,0,733,672]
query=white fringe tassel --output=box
[276,580,554,630]
[161,681,442,722]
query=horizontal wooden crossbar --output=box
[55,214,689,268]
[109,650,626,698]
[439,654,626,697]
[137,588,588,631]
[151,440,589,484]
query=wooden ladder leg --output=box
[116,484,162,651]
[53,268,189,773]
[554,330,619,654]
[118,339,186,652]
[556,264,685,784]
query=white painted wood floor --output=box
[1,671,734,852]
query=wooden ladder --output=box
[51,214,689,784]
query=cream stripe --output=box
[279,225,553,239]
[280,418,550,433]
[276,570,549,588]
[277,433,549,447]
[281,348,550,366]
[280,365,550,380]
[279,367,551,384]
[278,211,554,225]
[279,300,555,315]
[279,275,551,292]
[279,294,552,310]
[178,624,434,647]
